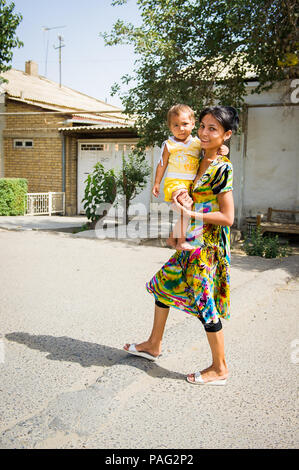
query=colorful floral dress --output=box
[146,155,233,327]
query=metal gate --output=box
[26,192,65,215]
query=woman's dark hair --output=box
[199,106,239,132]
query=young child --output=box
[152,104,228,250]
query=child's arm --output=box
[152,145,170,197]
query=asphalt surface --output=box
[0,225,298,449]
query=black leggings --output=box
[155,299,222,333]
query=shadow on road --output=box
[231,253,299,277]
[5,331,186,381]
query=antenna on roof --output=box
[42,25,66,77]
[53,34,66,88]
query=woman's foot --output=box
[124,341,161,359]
[176,240,194,251]
[187,365,228,384]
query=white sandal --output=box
[186,371,227,386]
[125,343,160,362]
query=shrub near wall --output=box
[0,178,28,215]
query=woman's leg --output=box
[124,303,170,357]
[187,328,228,383]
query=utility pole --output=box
[54,34,65,88]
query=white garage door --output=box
[78,142,115,214]
[77,141,139,214]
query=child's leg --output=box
[174,191,194,250]
[167,189,193,250]
[166,189,187,248]
[166,230,177,248]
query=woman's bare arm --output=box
[173,191,234,227]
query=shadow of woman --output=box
[5,332,186,381]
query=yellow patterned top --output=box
[161,136,202,181]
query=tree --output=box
[102,0,298,148]
[0,0,23,83]
[117,151,150,224]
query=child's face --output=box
[198,114,232,151]
[169,112,195,141]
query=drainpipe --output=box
[61,133,66,193]
[237,105,248,229]
[0,92,5,177]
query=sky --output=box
[9,0,141,108]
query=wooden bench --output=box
[256,208,299,235]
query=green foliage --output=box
[82,163,117,225]
[0,0,23,82]
[101,0,298,149]
[243,227,291,258]
[0,178,28,215]
[117,151,151,224]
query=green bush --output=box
[243,227,291,258]
[0,178,28,215]
[82,163,117,227]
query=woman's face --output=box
[198,113,232,152]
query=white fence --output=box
[26,192,65,216]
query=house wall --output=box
[0,92,4,177]
[229,82,299,227]
[3,99,65,193]
[65,135,78,216]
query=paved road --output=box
[0,229,298,449]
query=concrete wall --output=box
[229,81,299,227]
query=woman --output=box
[124,105,239,385]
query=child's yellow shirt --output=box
[160,136,202,180]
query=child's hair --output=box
[167,104,195,127]
[199,106,239,132]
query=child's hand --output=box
[152,183,160,198]
[218,144,229,156]
[172,194,192,216]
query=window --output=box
[81,143,104,151]
[14,139,33,148]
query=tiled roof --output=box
[0,68,134,125]
[58,123,136,133]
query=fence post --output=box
[28,195,33,215]
[49,192,52,216]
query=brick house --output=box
[0,61,145,216]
